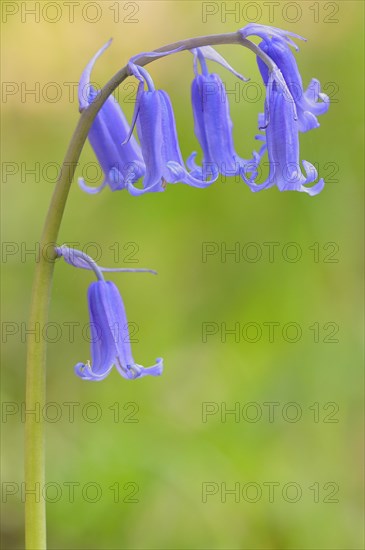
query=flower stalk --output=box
[25,30,276,549]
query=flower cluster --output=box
[79,24,329,197]
[62,25,329,382]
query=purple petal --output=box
[105,281,163,379]
[86,94,145,191]
[302,78,330,116]
[135,90,167,192]
[74,281,117,379]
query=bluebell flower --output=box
[55,246,162,381]
[240,24,330,132]
[78,40,145,194]
[247,77,324,195]
[187,49,257,183]
[75,280,162,381]
[125,62,216,196]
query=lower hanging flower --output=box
[56,245,163,381]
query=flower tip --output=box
[153,358,164,375]
[126,358,163,379]
[78,177,106,195]
[302,178,325,196]
[75,362,91,380]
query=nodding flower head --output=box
[124,62,217,196]
[55,245,163,382]
[240,24,330,132]
[188,48,258,184]
[78,40,145,194]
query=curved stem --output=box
[24,30,270,549]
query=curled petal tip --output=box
[126,358,163,379]
[300,178,325,196]
[78,177,107,194]
[75,362,88,379]
[74,362,111,382]
[74,362,100,381]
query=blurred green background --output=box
[1,1,364,548]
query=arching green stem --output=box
[24,31,272,549]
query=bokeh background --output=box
[1,1,364,548]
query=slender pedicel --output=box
[55,245,157,275]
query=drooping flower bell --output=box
[55,245,163,381]
[240,24,330,132]
[124,62,217,196]
[187,48,258,183]
[247,73,325,195]
[78,40,145,194]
